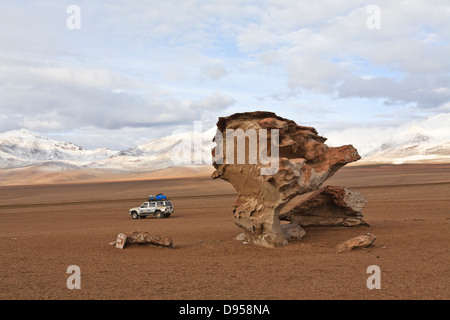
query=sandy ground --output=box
[0,163,449,300]
[0,165,215,186]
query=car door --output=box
[157,201,166,213]
[140,202,149,215]
[148,201,157,214]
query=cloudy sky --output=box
[1,0,449,154]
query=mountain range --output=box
[0,128,216,172]
[358,126,450,164]
[0,129,117,170]
[0,125,449,176]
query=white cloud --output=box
[190,92,236,110]
[0,0,449,149]
[201,63,228,80]
[232,1,450,109]
[0,57,236,132]
[287,56,347,93]
[0,60,145,91]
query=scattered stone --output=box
[211,111,361,247]
[335,233,377,253]
[279,223,306,240]
[110,231,173,249]
[115,233,127,249]
[235,233,247,241]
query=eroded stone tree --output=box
[211,111,361,247]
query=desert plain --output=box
[0,163,449,300]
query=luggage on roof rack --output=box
[148,193,167,201]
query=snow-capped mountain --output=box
[88,128,216,171]
[360,126,450,164]
[1,122,449,174]
[0,129,117,169]
[0,128,217,172]
[364,126,431,156]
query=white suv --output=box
[129,200,174,219]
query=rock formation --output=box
[110,232,173,249]
[279,186,368,228]
[335,233,377,253]
[211,111,362,247]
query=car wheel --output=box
[156,211,163,219]
[131,212,139,219]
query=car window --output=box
[149,202,156,207]
[157,201,164,206]
[141,203,148,208]
[165,201,172,206]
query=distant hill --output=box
[0,128,215,173]
[1,123,449,180]
[0,129,117,169]
[87,127,215,172]
[359,126,450,164]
